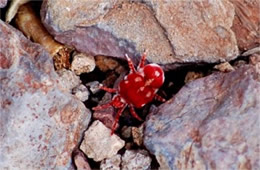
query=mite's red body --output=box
[93,53,165,134]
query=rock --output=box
[0,0,7,8]
[121,150,152,170]
[71,52,96,75]
[146,0,238,62]
[85,81,100,94]
[121,126,132,139]
[100,154,121,170]
[41,0,238,65]
[72,84,90,102]
[144,65,260,170]
[0,20,91,169]
[230,0,260,51]
[56,68,81,92]
[214,62,235,72]
[95,55,119,72]
[184,71,204,83]
[132,124,144,146]
[242,47,260,57]
[249,54,260,65]
[73,149,91,170]
[93,93,117,130]
[80,120,125,162]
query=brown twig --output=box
[15,3,71,70]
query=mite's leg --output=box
[138,52,147,69]
[129,105,142,121]
[99,84,117,93]
[111,104,127,135]
[125,54,136,73]
[154,94,166,102]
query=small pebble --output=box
[71,53,96,75]
[121,150,152,170]
[95,55,119,72]
[56,69,81,92]
[214,62,235,72]
[249,54,260,65]
[184,71,204,83]
[80,120,125,162]
[72,84,90,102]
[132,124,144,146]
[73,150,91,170]
[100,154,121,170]
[121,126,132,139]
[86,81,100,94]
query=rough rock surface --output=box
[121,150,152,170]
[71,53,96,75]
[230,0,260,51]
[56,69,81,92]
[144,65,260,170]
[80,120,125,162]
[0,20,91,169]
[72,84,90,102]
[41,0,238,64]
[100,154,121,170]
[0,0,7,8]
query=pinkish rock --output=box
[73,149,91,170]
[41,0,238,65]
[146,0,239,62]
[144,65,260,169]
[80,120,125,162]
[230,0,260,51]
[0,0,7,8]
[0,20,91,169]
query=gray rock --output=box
[144,65,260,170]
[100,154,121,170]
[56,68,81,92]
[80,120,125,162]
[86,81,101,94]
[121,150,152,170]
[41,0,238,65]
[72,84,90,102]
[0,20,91,169]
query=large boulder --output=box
[0,20,91,169]
[144,65,260,169]
[41,0,239,65]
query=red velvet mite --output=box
[93,53,165,134]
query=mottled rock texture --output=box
[144,65,260,170]
[0,0,7,8]
[121,150,152,170]
[230,0,260,51]
[80,120,125,162]
[41,0,239,65]
[0,20,91,169]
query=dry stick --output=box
[15,3,71,70]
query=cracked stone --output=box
[144,65,260,170]
[80,120,125,162]
[0,20,91,169]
